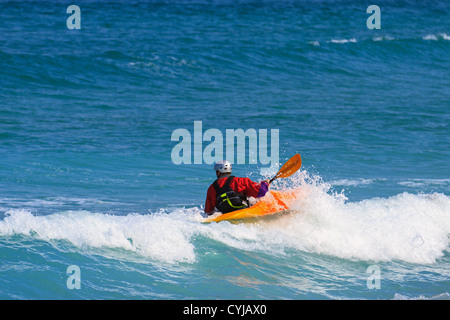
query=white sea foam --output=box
[276,190,450,264]
[423,33,450,41]
[0,209,198,264]
[214,171,450,264]
[393,292,450,300]
[331,178,377,187]
[398,178,450,188]
[373,35,395,42]
[330,38,357,44]
[1,172,449,265]
[423,34,438,40]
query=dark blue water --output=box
[0,0,449,300]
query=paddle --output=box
[269,154,302,184]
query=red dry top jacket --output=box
[204,176,268,214]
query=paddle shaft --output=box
[268,154,301,184]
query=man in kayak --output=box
[204,160,270,215]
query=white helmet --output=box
[214,160,232,173]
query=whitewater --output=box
[1,172,448,300]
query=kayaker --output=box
[204,160,270,215]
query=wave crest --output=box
[1,172,449,265]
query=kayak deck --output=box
[202,189,300,223]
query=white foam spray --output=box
[0,171,448,265]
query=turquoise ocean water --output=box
[0,0,449,300]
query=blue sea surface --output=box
[0,0,449,300]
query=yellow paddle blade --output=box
[272,154,302,181]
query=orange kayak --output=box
[202,189,300,223]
